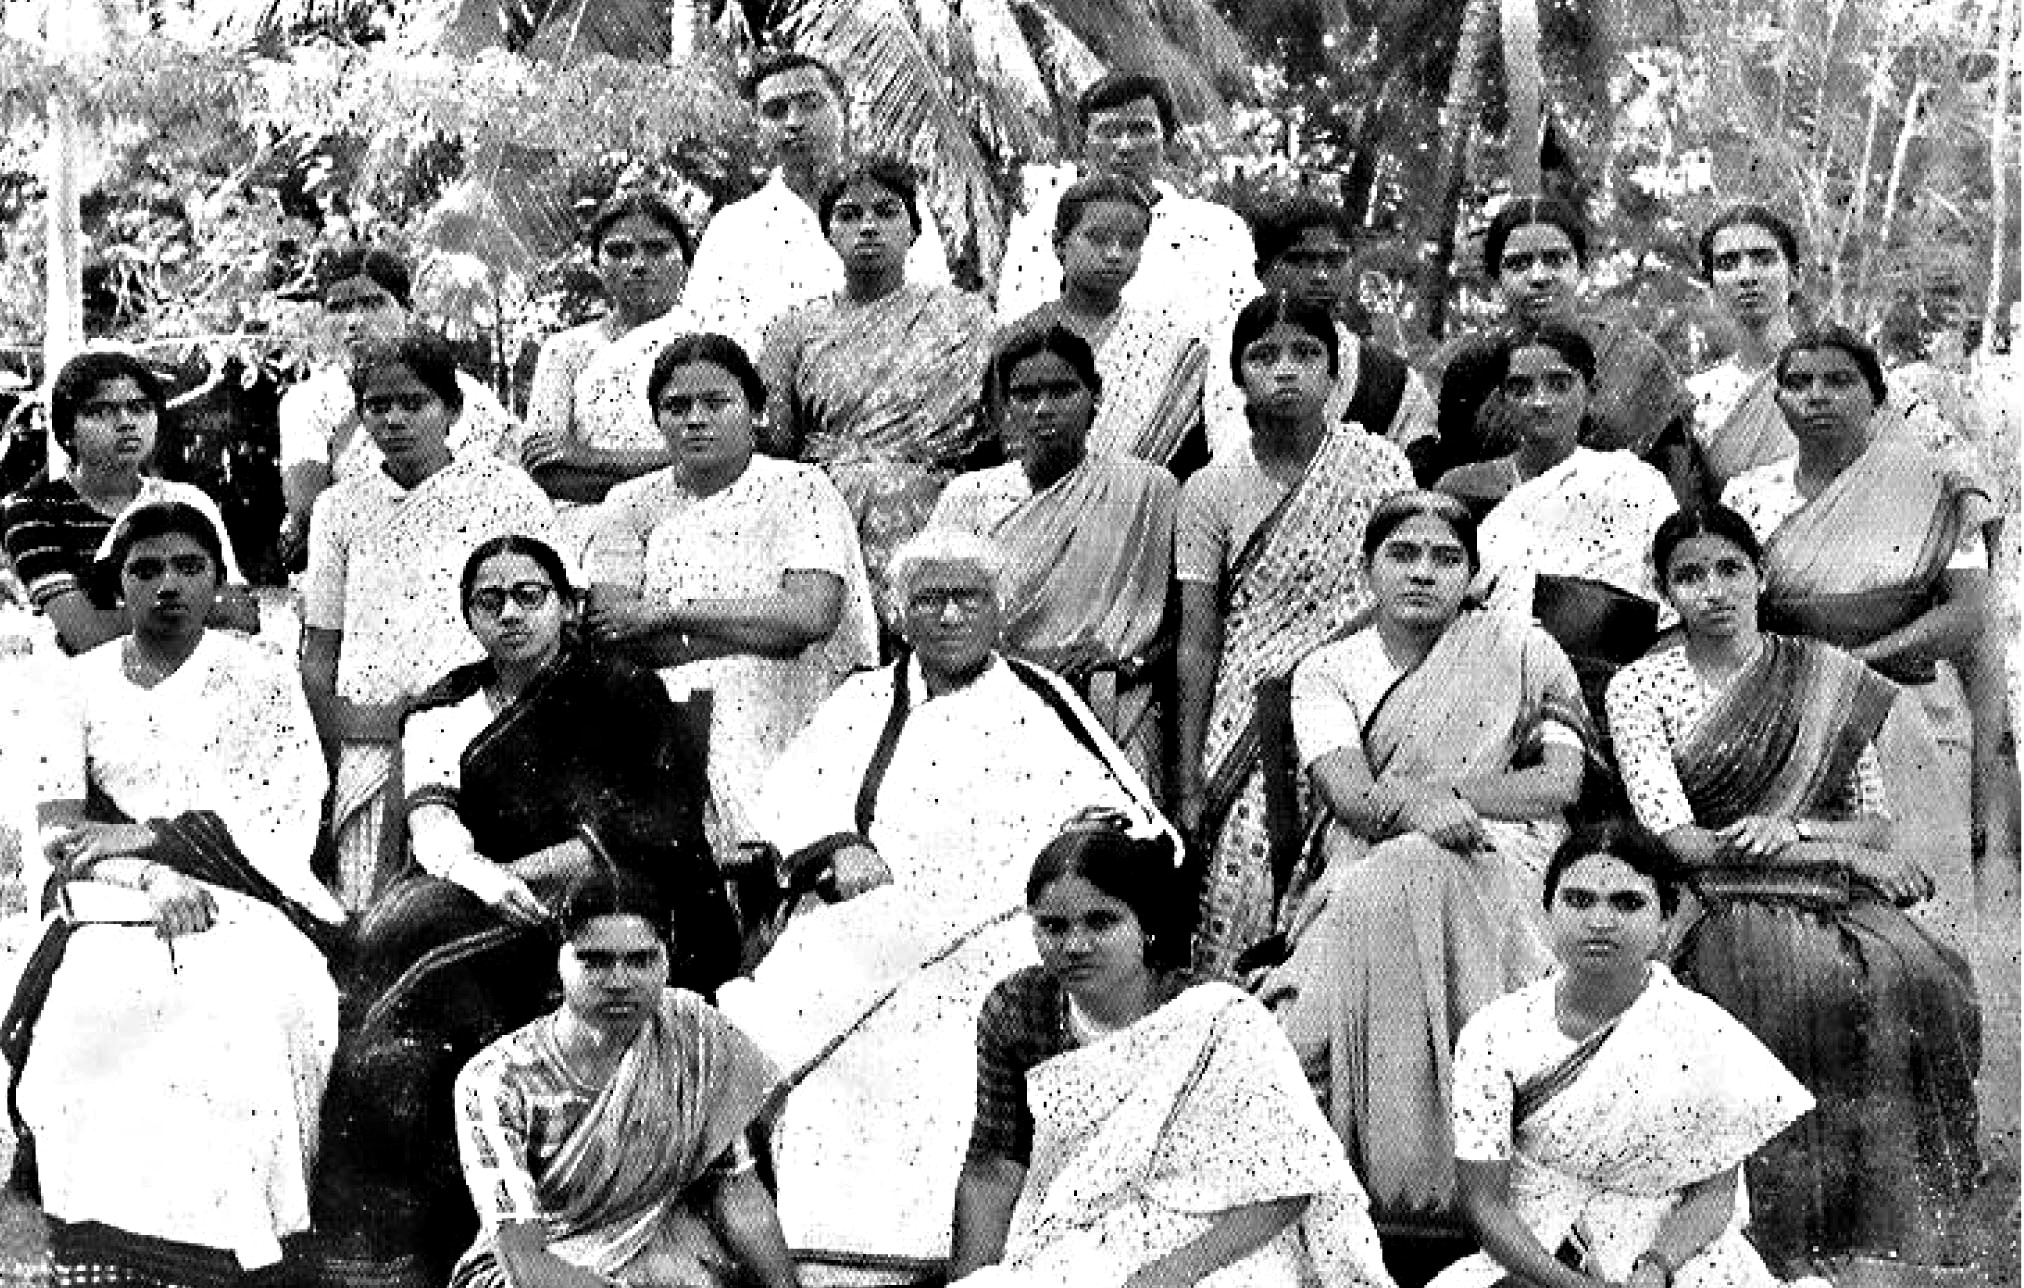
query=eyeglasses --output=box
[905,587,991,616]
[469,582,556,616]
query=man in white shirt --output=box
[993,72,1258,346]
[682,50,952,354]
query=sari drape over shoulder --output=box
[1009,301,1209,474]
[1649,635,1983,1270]
[955,983,1393,1288]
[930,455,1176,787]
[1275,611,1581,1222]
[450,991,777,1288]
[1429,967,1811,1288]
[763,283,994,597]
[1689,359,1795,489]
[1193,422,1410,974]
[1756,436,1994,684]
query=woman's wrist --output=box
[1635,1248,1679,1283]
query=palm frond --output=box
[1007,0,1105,108]
[1043,0,1239,122]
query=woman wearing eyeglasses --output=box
[316,532,738,1288]
[584,331,879,843]
[1431,197,1695,506]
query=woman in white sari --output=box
[7,500,344,1288]
[1438,821,1814,1288]
[951,810,1393,1288]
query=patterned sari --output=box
[1429,967,1812,1288]
[953,983,1392,1288]
[449,991,777,1288]
[1274,610,1587,1223]
[1193,423,1410,974]
[1663,635,1982,1271]
[761,283,994,602]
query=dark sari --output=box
[1664,635,1981,1272]
[313,645,734,1283]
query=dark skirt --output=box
[1674,888,1982,1270]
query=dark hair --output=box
[1361,488,1480,572]
[461,534,576,613]
[1775,325,1888,408]
[589,189,694,263]
[1650,505,1765,586]
[818,156,922,236]
[105,501,226,590]
[1250,196,1356,275]
[646,333,768,414]
[1077,72,1178,139]
[746,49,846,104]
[1230,290,1339,383]
[349,329,465,414]
[1543,819,1681,918]
[1052,174,1154,245]
[560,864,672,942]
[1697,203,1800,281]
[1025,811,1190,972]
[992,323,1102,402]
[1482,195,1589,278]
[1491,321,1597,389]
[49,350,168,455]
[317,246,413,311]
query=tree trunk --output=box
[1421,0,1499,339]
[1501,0,1542,194]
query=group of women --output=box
[0,176,2009,1288]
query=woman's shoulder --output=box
[984,964,1063,1012]
[1293,626,1380,681]
[601,465,679,510]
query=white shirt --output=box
[1477,447,1677,618]
[682,171,953,356]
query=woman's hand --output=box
[583,590,666,646]
[1042,640,1113,684]
[827,844,893,901]
[1847,852,1935,906]
[487,871,554,927]
[146,866,218,939]
[1625,1256,1668,1288]
[1400,786,1485,851]
[47,822,158,876]
[1714,815,1799,861]
[520,427,595,473]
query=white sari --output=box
[22,631,342,1270]
[956,983,1392,1288]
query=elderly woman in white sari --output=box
[717,529,1165,1286]
[950,812,1393,1288]
[1438,822,1814,1288]
[5,500,344,1288]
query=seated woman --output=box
[930,323,1178,794]
[317,535,735,1285]
[1432,196,1695,506]
[6,499,343,1285]
[757,157,994,601]
[1450,322,1675,726]
[519,191,699,561]
[451,868,797,1288]
[1265,489,1589,1229]
[949,811,1392,1288]
[1722,325,2013,934]
[0,349,255,656]
[999,174,1212,478]
[1435,822,1813,1288]
[1604,504,1982,1277]
[586,332,879,840]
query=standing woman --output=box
[1434,823,1814,1288]
[10,500,342,1287]
[586,332,878,841]
[1722,327,2013,934]
[520,191,698,559]
[1687,205,1803,494]
[1432,197,1695,504]
[1266,490,1588,1227]
[1,349,254,655]
[1174,290,1411,975]
[758,157,993,604]
[1604,505,1982,1277]
[1001,174,1213,477]
[302,329,554,911]
[949,811,1392,1288]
